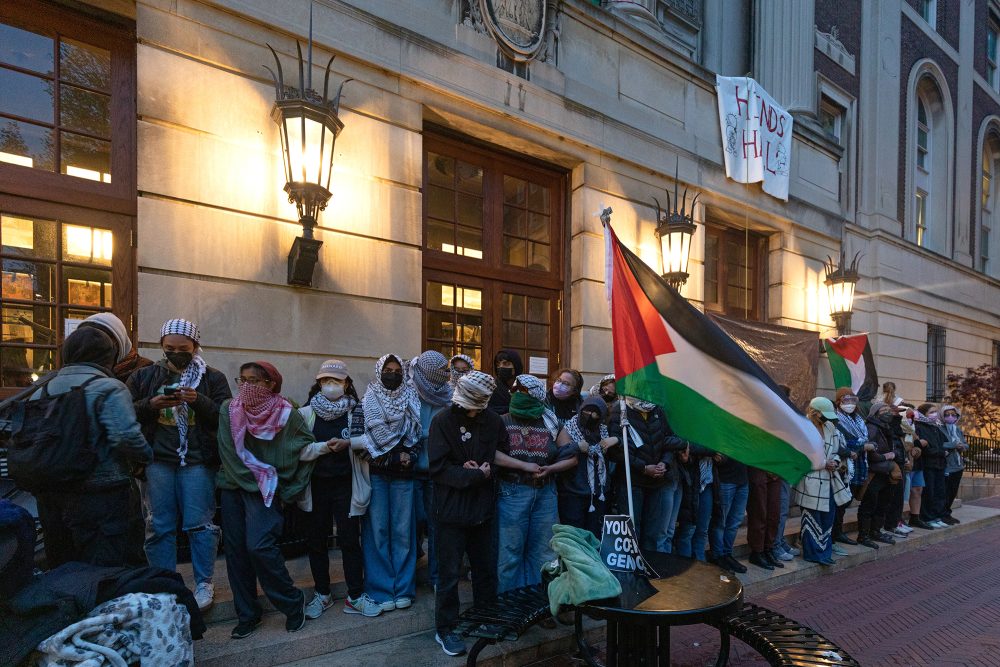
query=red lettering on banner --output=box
[735,85,750,120]
[742,129,760,159]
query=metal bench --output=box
[452,584,552,666]
[710,602,862,667]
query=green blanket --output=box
[545,524,622,615]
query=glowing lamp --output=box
[824,250,862,335]
[652,179,700,290]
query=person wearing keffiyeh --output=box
[555,397,619,538]
[126,318,231,612]
[216,361,315,638]
[360,354,422,614]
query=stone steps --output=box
[190,500,1000,667]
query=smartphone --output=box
[163,385,179,396]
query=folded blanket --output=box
[546,524,622,615]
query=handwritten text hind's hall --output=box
[734,84,787,174]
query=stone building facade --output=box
[1,0,998,406]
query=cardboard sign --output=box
[599,515,658,578]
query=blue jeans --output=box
[772,480,792,552]
[143,462,219,584]
[710,482,749,558]
[674,485,712,560]
[362,474,417,603]
[497,480,558,593]
[625,483,681,553]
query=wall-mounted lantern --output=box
[652,179,700,291]
[264,18,350,287]
[824,250,862,336]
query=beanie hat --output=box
[80,312,132,363]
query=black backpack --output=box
[7,375,103,492]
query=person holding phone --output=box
[126,318,231,611]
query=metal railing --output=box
[966,436,1000,476]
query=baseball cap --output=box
[809,396,838,421]
[316,359,349,381]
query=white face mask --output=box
[841,403,856,414]
[321,383,345,400]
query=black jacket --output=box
[914,421,948,470]
[126,361,232,466]
[608,403,687,488]
[677,443,715,525]
[429,405,507,526]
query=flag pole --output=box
[618,397,636,525]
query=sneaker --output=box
[286,595,306,633]
[892,528,910,538]
[305,592,334,619]
[379,599,396,612]
[344,594,383,617]
[930,520,949,528]
[772,548,794,562]
[941,516,960,525]
[832,544,848,556]
[897,523,914,534]
[874,532,896,545]
[909,518,936,530]
[784,545,801,557]
[231,618,261,640]
[395,597,413,609]
[194,582,215,611]
[435,632,467,657]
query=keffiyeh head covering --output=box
[363,354,421,458]
[449,353,475,386]
[589,374,616,397]
[625,395,658,413]
[564,397,611,512]
[228,361,293,507]
[452,371,496,411]
[513,374,561,438]
[409,350,452,407]
[159,318,207,467]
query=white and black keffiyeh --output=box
[160,318,201,343]
[362,354,421,458]
[449,353,475,387]
[173,352,206,467]
[452,371,496,411]
[409,350,452,407]
[310,392,355,421]
[564,414,610,511]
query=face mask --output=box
[552,381,573,400]
[238,381,272,408]
[321,383,345,400]
[578,412,598,429]
[944,415,958,424]
[497,367,515,383]
[600,391,617,403]
[840,403,856,414]
[381,372,403,391]
[165,351,192,369]
[927,411,939,421]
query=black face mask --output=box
[165,351,193,369]
[496,367,515,383]
[381,372,403,390]
[601,391,617,404]
[578,412,600,430]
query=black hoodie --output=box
[487,349,523,415]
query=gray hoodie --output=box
[940,404,967,474]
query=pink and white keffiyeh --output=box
[228,382,292,507]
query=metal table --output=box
[574,552,744,666]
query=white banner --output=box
[716,75,793,201]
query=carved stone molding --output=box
[461,0,561,65]
[815,24,856,76]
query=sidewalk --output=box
[532,494,1000,667]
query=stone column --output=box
[752,0,815,114]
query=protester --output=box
[940,404,968,525]
[770,385,798,562]
[448,353,474,388]
[409,350,452,590]
[31,327,152,568]
[709,452,749,573]
[217,361,314,638]
[547,368,584,428]
[832,388,872,545]
[429,371,505,657]
[915,403,949,528]
[882,381,903,407]
[904,406,929,529]
[361,354,421,613]
[298,360,378,619]
[746,466,785,569]
[674,441,715,560]
[894,404,918,537]
[556,397,618,537]
[487,349,523,415]
[856,403,904,548]
[793,398,853,566]
[882,404,915,539]
[590,374,617,406]
[126,319,231,610]
[495,375,576,593]
[608,396,685,553]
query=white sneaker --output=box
[379,599,396,612]
[394,597,413,609]
[897,523,914,534]
[931,520,948,528]
[344,594,383,617]
[194,582,215,611]
[304,592,334,619]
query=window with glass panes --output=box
[423,134,564,375]
[0,3,135,393]
[702,224,766,321]
[988,21,999,91]
[926,324,946,401]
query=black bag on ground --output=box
[7,375,101,492]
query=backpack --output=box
[7,375,103,492]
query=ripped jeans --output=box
[143,461,219,584]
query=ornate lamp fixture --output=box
[264,11,350,287]
[652,177,700,291]
[824,250,862,335]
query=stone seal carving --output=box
[480,0,547,62]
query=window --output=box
[910,76,951,254]
[926,324,946,401]
[993,340,1000,368]
[982,135,1000,277]
[916,190,928,247]
[818,97,845,143]
[0,2,135,394]
[988,21,1000,91]
[423,134,564,373]
[919,0,937,29]
[916,98,930,170]
[703,224,766,321]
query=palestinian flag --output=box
[605,223,824,482]
[823,333,879,401]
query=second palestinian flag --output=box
[823,333,879,401]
